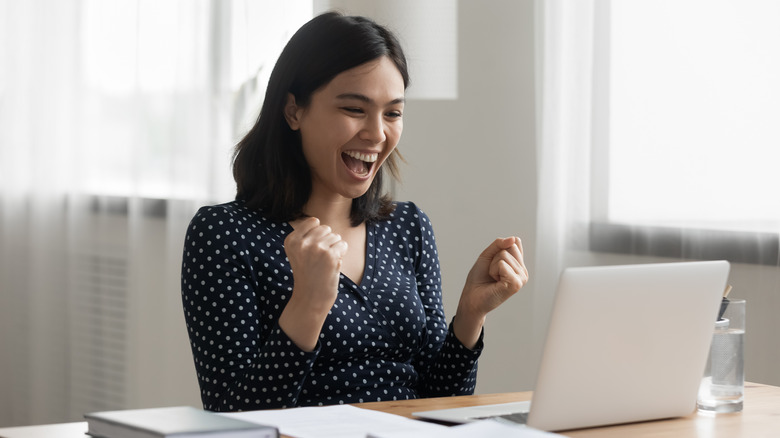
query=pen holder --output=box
[697,299,745,413]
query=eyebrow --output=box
[336,93,405,106]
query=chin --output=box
[345,188,371,201]
[342,181,374,200]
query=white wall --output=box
[394,0,539,393]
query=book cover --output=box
[84,406,278,438]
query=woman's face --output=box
[285,56,405,203]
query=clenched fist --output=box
[279,217,348,351]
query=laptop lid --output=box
[413,261,730,431]
[528,260,729,431]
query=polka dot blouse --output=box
[180,200,483,412]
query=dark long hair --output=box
[232,12,410,226]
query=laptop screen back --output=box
[527,260,730,431]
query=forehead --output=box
[319,56,405,100]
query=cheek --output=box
[299,123,337,162]
[298,132,318,163]
[386,123,403,148]
[377,127,403,168]
[299,136,331,174]
[301,117,358,152]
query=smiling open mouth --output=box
[342,151,378,177]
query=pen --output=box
[718,284,732,321]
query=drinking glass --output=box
[697,299,745,413]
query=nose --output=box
[359,114,386,144]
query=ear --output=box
[284,93,302,130]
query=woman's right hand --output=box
[279,217,348,351]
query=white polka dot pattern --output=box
[180,201,483,411]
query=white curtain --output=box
[535,0,780,387]
[533,0,597,352]
[0,0,310,427]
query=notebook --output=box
[414,260,730,432]
[84,406,278,438]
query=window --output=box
[591,0,780,264]
[78,0,311,200]
[598,0,780,232]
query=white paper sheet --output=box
[369,419,564,437]
[219,404,448,438]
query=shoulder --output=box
[187,200,284,236]
[191,200,242,221]
[389,201,425,218]
[385,201,435,235]
[381,202,440,268]
[189,200,244,230]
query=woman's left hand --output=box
[453,236,529,348]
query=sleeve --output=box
[409,205,483,397]
[180,206,318,411]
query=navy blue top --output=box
[180,200,482,411]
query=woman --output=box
[181,12,528,412]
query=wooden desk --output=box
[354,382,780,438]
[1,383,778,438]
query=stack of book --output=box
[84,406,278,438]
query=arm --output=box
[453,237,529,348]
[278,216,348,351]
[180,207,336,411]
[408,206,483,397]
[408,205,528,396]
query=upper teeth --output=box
[344,151,378,163]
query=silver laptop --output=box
[414,261,730,431]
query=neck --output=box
[302,195,355,230]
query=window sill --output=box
[589,222,780,266]
[68,195,217,218]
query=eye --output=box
[341,107,364,114]
[386,110,403,119]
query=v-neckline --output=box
[280,220,375,290]
[341,222,375,289]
